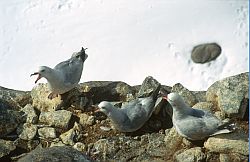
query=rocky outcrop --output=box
[206,72,249,119]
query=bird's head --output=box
[30,66,52,84]
[95,101,114,115]
[163,92,185,108]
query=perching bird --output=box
[31,47,88,99]
[96,84,161,132]
[163,93,236,140]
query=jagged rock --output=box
[192,91,207,102]
[38,127,57,139]
[137,76,161,98]
[79,113,95,126]
[79,81,136,104]
[204,131,249,156]
[191,42,221,63]
[0,99,23,138]
[21,104,38,124]
[14,138,40,151]
[50,139,66,147]
[18,123,37,140]
[174,147,206,162]
[171,83,198,106]
[59,122,82,145]
[192,102,214,112]
[0,86,31,108]
[17,146,93,162]
[73,142,86,152]
[164,128,185,157]
[31,83,62,111]
[206,72,249,119]
[0,139,16,158]
[39,110,72,129]
[219,153,248,162]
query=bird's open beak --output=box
[30,72,42,84]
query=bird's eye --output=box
[41,69,45,72]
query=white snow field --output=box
[0,0,248,91]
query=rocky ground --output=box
[0,72,248,162]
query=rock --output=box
[79,113,95,126]
[14,138,40,151]
[17,146,93,162]
[31,83,62,112]
[206,72,249,119]
[164,128,185,157]
[137,76,161,98]
[191,42,221,63]
[192,91,207,102]
[21,104,38,124]
[50,139,66,147]
[219,153,248,162]
[171,83,198,106]
[0,86,31,108]
[0,139,16,158]
[0,99,22,138]
[73,142,86,152]
[79,81,136,104]
[59,122,82,145]
[18,123,37,140]
[39,110,72,129]
[204,131,249,156]
[192,102,214,112]
[38,127,57,139]
[174,147,206,162]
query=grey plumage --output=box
[97,84,161,132]
[166,93,236,140]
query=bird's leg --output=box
[48,93,59,100]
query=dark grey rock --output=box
[137,76,161,98]
[18,123,37,140]
[0,139,16,158]
[17,146,93,162]
[14,138,40,152]
[174,147,206,162]
[0,99,23,138]
[79,81,136,104]
[206,72,249,119]
[38,127,57,139]
[39,110,72,129]
[191,43,221,63]
[0,86,31,108]
[171,83,198,106]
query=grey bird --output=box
[96,84,161,132]
[31,47,88,99]
[163,93,236,140]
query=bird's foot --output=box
[48,93,59,100]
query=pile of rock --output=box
[0,72,248,162]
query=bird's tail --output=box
[80,47,88,62]
[211,121,237,136]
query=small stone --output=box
[21,104,38,124]
[0,139,16,158]
[206,72,249,119]
[73,142,86,152]
[50,140,65,147]
[219,153,248,162]
[204,132,249,155]
[38,127,57,139]
[191,42,221,63]
[79,113,95,126]
[39,110,72,129]
[174,147,206,162]
[171,83,198,106]
[14,138,39,151]
[18,123,37,140]
[59,122,82,145]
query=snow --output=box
[0,0,248,91]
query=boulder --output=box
[17,146,93,162]
[191,42,221,63]
[171,83,198,106]
[204,131,249,156]
[39,110,72,129]
[0,139,16,158]
[206,72,249,119]
[21,104,38,124]
[38,127,57,139]
[137,76,161,98]
[18,123,37,140]
[174,147,206,162]
[192,102,214,112]
[219,153,248,162]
